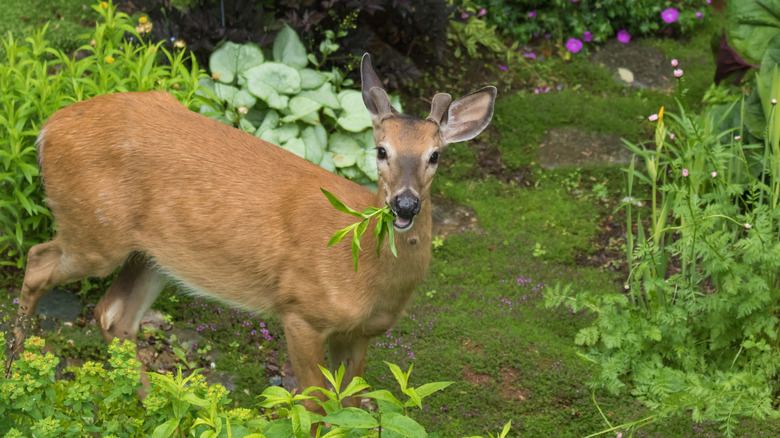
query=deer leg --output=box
[94,256,166,395]
[328,333,370,408]
[13,239,119,352]
[282,313,328,414]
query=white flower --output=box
[711,171,717,178]
[745,223,752,229]
[648,114,658,121]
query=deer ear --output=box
[439,86,496,144]
[426,93,452,125]
[361,53,395,121]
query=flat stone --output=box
[591,39,673,91]
[539,127,634,169]
[431,196,480,237]
[36,288,81,331]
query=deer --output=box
[13,53,496,411]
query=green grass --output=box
[0,0,95,54]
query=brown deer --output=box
[14,54,496,410]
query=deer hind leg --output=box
[328,333,370,408]
[94,256,166,394]
[13,239,122,351]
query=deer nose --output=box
[392,190,420,219]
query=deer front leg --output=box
[282,313,328,414]
[328,333,370,408]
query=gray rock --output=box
[538,127,634,169]
[36,288,81,331]
[432,196,480,237]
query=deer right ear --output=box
[361,53,396,122]
[439,86,497,144]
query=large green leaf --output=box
[244,62,302,95]
[273,24,308,70]
[300,68,328,89]
[213,83,257,109]
[282,96,322,122]
[301,125,326,164]
[209,42,265,84]
[324,408,379,429]
[300,83,341,109]
[356,150,378,181]
[277,123,300,144]
[329,133,362,168]
[381,412,426,438]
[727,0,780,65]
[336,90,372,132]
[281,137,306,159]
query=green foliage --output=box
[448,3,519,62]
[545,92,780,435]
[0,334,472,437]
[199,28,402,187]
[0,1,205,268]
[479,0,710,51]
[321,189,397,271]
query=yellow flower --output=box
[212,72,221,80]
[105,56,115,63]
[139,16,148,24]
[101,2,108,8]
[658,106,664,122]
[173,39,186,49]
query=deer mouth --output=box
[388,207,415,232]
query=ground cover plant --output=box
[2,0,780,437]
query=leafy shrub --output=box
[0,333,490,437]
[0,1,204,268]
[476,0,711,54]
[545,78,780,435]
[198,27,403,186]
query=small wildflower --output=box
[669,133,675,140]
[460,12,468,19]
[90,39,96,47]
[772,98,777,105]
[671,59,678,67]
[696,11,703,19]
[711,171,717,178]
[105,56,115,63]
[617,29,631,43]
[745,223,752,229]
[544,33,551,39]
[624,285,629,290]
[237,106,249,115]
[174,39,186,49]
[212,72,221,80]
[648,114,658,122]
[661,8,679,24]
[582,31,593,42]
[682,168,689,177]
[139,16,148,24]
[566,38,583,53]
[100,1,108,8]
[478,8,486,17]
[734,135,741,140]
[13,297,19,304]
[523,52,537,59]
[529,11,536,18]
[674,69,683,78]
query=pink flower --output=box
[706,0,711,3]
[617,29,631,43]
[648,114,658,122]
[524,52,537,59]
[711,171,717,178]
[499,65,508,71]
[773,99,778,105]
[478,8,486,17]
[671,59,678,67]
[669,133,675,140]
[734,135,741,140]
[583,31,593,42]
[682,168,689,177]
[566,38,583,53]
[696,11,703,19]
[661,9,679,24]
[674,69,683,78]
[529,11,536,18]
[461,12,469,19]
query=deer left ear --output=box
[438,86,497,144]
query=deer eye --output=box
[376,147,387,160]
[429,151,439,164]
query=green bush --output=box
[0,1,204,268]
[0,333,500,438]
[473,0,711,54]
[198,27,403,187]
[545,77,780,435]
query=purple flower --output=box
[661,8,679,24]
[544,33,551,39]
[13,298,19,304]
[566,38,583,53]
[461,12,469,19]
[582,31,593,42]
[696,11,703,19]
[499,65,508,71]
[523,52,536,59]
[529,11,536,18]
[478,8,486,17]
[617,29,631,43]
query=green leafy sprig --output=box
[321,188,397,271]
